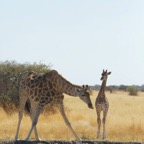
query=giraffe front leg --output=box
[15,111,23,140]
[15,96,28,141]
[58,103,81,142]
[102,117,106,139]
[102,111,108,139]
[97,117,101,139]
[96,109,101,139]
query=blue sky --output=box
[0,0,144,86]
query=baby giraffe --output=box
[95,70,111,139]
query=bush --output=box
[127,86,139,96]
[0,60,51,114]
[141,85,144,92]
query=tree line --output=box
[91,84,144,95]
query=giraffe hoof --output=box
[15,139,19,141]
[37,138,41,141]
[97,134,100,139]
[76,141,82,144]
[103,136,106,139]
[25,137,30,141]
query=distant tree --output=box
[140,85,144,92]
[127,86,139,96]
[107,85,118,93]
[94,84,100,90]
[118,85,128,91]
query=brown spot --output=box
[31,96,34,99]
[34,97,39,102]
[41,100,45,104]
[51,90,55,96]
[48,81,53,89]
[36,82,39,86]
[31,80,34,84]
[43,87,49,91]
[39,89,42,93]
[42,75,46,81]
[46,91,51,96]
[27,81,31,87]
[37,76,42,80]
[31,84,35,88]
[46,99,50,103]
[34,88,38,96]
[39,82,43,88]
[45,97,49,101]
[30,90,33,95]
[52,82,55,87]
[44,83,48,87]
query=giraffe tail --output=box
[24,99,31,115]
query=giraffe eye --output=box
[76,88,80,92]
[81,92,86,97]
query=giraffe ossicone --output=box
[15,70,93,141]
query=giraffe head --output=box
[77,85,94,109]
[101,70,111,81]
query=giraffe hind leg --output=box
[29,109,41,140]
[25,101,44,141]
[34,126,41,141]
[58,103,81,142]
[25,99,41,140]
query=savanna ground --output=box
[0,91,144,143]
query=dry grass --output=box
[0,91,144,142]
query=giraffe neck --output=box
[56,73,81,96]
[44,70,81,97]
[98,79,107,97]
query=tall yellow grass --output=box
[0,91,144,142]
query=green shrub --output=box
[127,86,139,96]
[0,60,51,113]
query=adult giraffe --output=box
[15,70,94,141]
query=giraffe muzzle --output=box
[88,103,94,109]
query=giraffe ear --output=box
[85,85,89,90]
[76,88,85,96]
[108,72,111,75]
[82,85,89,91]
